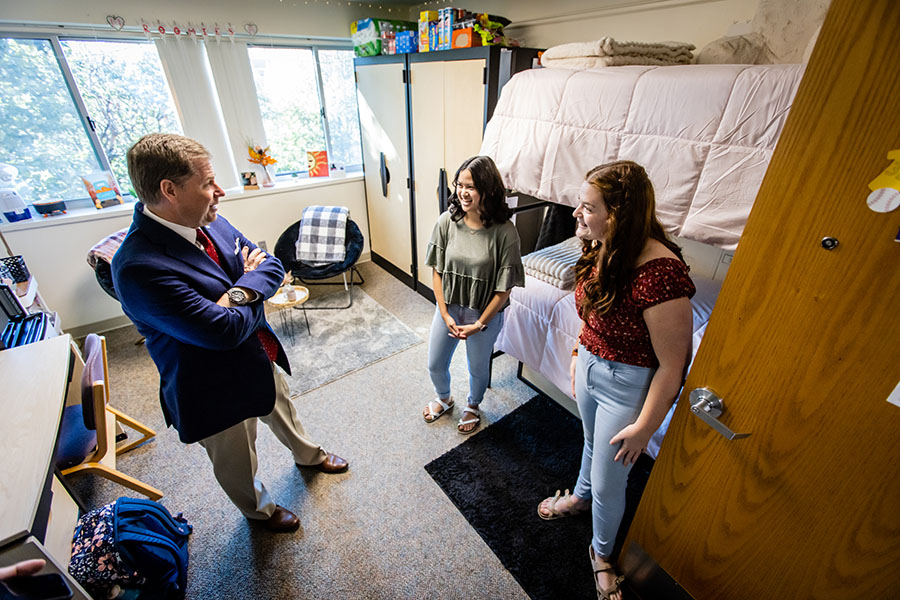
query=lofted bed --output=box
[481,62,805,455]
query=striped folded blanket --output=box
[295,205,349,266]
[87,227,129,269]
[522,236,582,290]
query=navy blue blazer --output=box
[112,203,290,443]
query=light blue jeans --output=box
[572,345,655,558]
[427,305,504,406]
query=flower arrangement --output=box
[247,145,277,187]
[247,145,277,167]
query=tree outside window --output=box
[248,46,326,175]
[319,49,363,171]
[0,38,100,202]
[61,39,181,195]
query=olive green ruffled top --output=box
[425,211,525,312]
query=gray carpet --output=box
[273,286,422,397]
[67,262,538,599]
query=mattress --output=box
[481,64,805,250]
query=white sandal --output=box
[457,406,481,435]
[423,396,454,423]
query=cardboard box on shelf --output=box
[451,27,481,49]
[397,30,418,54]
[418,10,438,52]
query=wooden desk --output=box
[0,335,91,599]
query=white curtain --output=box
[155,37,240,190]
[205,42,269,176]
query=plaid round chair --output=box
[273,218,365,309]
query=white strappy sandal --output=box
[423,396,454,423]
[457,405,481,435]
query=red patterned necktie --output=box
[195,228,279,362]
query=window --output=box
[0,35,181,206]
[0,29,362,210]
[61,39,181,195]
[249,46,362,177]
[319,49,363,171]
[0,38,102,203]
[248,46,326,176]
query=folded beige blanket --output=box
[543,55,690,69]
[543,37,695,66]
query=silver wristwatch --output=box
[228,287,250,306]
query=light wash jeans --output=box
[571,345,654,558]
[427,305,504,407]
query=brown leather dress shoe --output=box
[256,505,299,532]
[301,453,348,473]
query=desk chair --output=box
[274,218,365,309]
[88,229,146,345]
[55,334,162,500]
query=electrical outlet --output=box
[257,240,268,252]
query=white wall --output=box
[409,0,757,52]
[0,0,387,333]
[0,0,403,39]
[2,179,369,333]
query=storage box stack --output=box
[418,11,438,52]
[351,19,416,56]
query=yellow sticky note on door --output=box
[868,149,900,192]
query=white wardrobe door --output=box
[356,62,413,276]
[409,61,446,289]
[410,58,486,290]
[443,59,487,183]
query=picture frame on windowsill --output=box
[81,171,124,209]
[240,171,259,190]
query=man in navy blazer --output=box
[112,133,347,532]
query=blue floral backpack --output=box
[69,498,192,599]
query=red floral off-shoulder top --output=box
[576,257,695,368]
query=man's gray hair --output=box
[127,133,210,205]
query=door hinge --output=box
[354,71,358,83]
[407,177,411,189]
[86,116,96,132]
[403,68,409,84]
[483,66,487,85]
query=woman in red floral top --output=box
[537,161,695,600]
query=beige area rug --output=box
[270,286,423,397]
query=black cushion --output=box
[274,219,363,280]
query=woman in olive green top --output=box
[421,156,525,434]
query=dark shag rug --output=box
[424,394,654,600]
[271,286,423,397]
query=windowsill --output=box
[0,173,364,233]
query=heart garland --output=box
[244,23,258,36]
[107,15,125,31]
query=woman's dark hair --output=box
[575,160,685,318]
[447,155,513,227]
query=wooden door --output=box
[624,1,900,598]
[410,58,486,291]
[355,61,413,278]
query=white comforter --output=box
[481,64,805,250]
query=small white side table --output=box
[267,285,310,343]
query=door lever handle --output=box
[689,387,751,440]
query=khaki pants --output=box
[198,363,326,519]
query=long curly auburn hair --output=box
[574,161,684,319]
